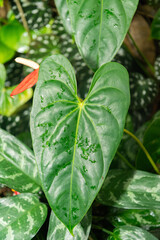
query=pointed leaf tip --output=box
[10,68,39,97]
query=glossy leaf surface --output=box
[97,169,160,209]
[55,0,72,35]
[0,86,33,116]
[108,226,158,240]
[0,193,47,240]
[67,0,139,71]
[108,208,160,231]
[47,209,92,240]
[151,9,160,40]
[0,129,40,193]
[31,55,130,232]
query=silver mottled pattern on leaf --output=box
[0,193,47,240]
[0,129,40,193]
[98,169,160,209]
[108,225,158,240]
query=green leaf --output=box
[31,54,130,232]
[108,208,160,231]
[151,9,160,40]
[55,0,73,35]
[0,41,15,64]
[136,111,160,171]
[67,0,139,71]
[108,226,158,240]
[97,169,160,209]
[0,128,40,193]
[0,193,47,240]
[0,64,6,90]
[47,209,92,240]
[0,86,33,116]
[0,21,25,51]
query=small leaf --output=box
[0,193,47,240]
[108,225,158,240]
[31,55,130,232]
[108,208,160,231]
[0,20,25,51]
[47,209,92,240]
[97,169,160,209]
[0,41,15,64]
[0,86,33,116]
[151,9,160,40]
[67,0,139,71]
[0,64,6,90]
[55,0,73,35]
[0,128,40,193]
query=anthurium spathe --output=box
[10,57,39,97]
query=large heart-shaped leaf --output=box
[97,169,160,209]
[108,226,158,240]
[31,55,130,232]
[47,209,92,240]
[0,193,47,240]
[67,0,139,71]
[0,129,40,193]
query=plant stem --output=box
[127,31,155,74]
[92,224,113,235]
[124,129,160,175]
[14,0,32,41]
[116,151,136,170]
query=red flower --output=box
[10,58,39,97]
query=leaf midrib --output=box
[69,106,82,231]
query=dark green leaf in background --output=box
[67,0,139,71]
[0,193,47,240]
[47,209,92,240]
[151,9,160,40]
[136,111,160,171]
[97,169,160,209]
[108,225,158,240]
[31,55,130,232]
[0,129,40,193]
